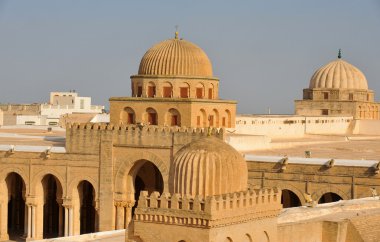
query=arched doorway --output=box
[6,172,25,240]
[210,109,219,127]
[130,161,164,213]
[224,109,232,128]
[318,192,342,204]
[120,107,136,124]
[41,175,63,238]
[78,181,96,234]
[196,109,207,127]
[146,108,158,125]
[166,108,181,126]
[281,189,301,208]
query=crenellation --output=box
[136,189,281,215]
[66,123,224,154]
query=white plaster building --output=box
[0,91,104,126]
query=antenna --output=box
[175,25,179,39]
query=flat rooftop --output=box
[245,134,380,160]
[0,126,65,147]
[2,125,380,161]
[279,196,380,224]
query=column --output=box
[27,205,32,239]
[94,200,99,232]
[115,202,124,230]
[69,207,73,236]
[31,205,36,238]
[24,204,28,237]
[62,199,73,237]
[0,201,10,241]
[64,206,69,237]
[58,204,63,237]
[124,200,135,228]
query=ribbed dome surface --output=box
[138,38,213,77]
[171,136,248,197]
[309,59,368,89]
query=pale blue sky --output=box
[0,0,379,114]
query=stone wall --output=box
[232,115,353,138]
[246,158,380,204]
[352,119,380,135]
[131,189,281,242]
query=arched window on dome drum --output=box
[179,83,190,98]
[196,83,205,99]
[137,85,143,97]
[147,82,156,98]
[162,82,173,98]
[120,107,135,125]
[146,108,158,125]
[208,84,214,99]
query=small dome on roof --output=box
[309,58,368,90]
[138,35,213,77]
[171,136,248,197]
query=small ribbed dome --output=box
[138,38,213,77]
[309,59,368,89]
[171,136,248,197]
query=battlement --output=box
[134,188,282,228]
[67,122,224,134]
[65,123,224,154]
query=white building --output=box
[0,91,104,126]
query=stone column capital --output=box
[25,196,37,206]
[62,198,73,208]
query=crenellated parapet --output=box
[134,188,282,228]
[65,123,224,154]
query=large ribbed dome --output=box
[309,59,368,89]
[138,37,213,77]
[171,136,248,197]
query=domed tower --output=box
[109,32,237,127]
[295,50,379,119]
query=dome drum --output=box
[131,76,219,99]
[303,88,374,102]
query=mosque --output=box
[0,32,379,242]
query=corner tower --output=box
[110,32,237,128]
[295,51,380,119]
